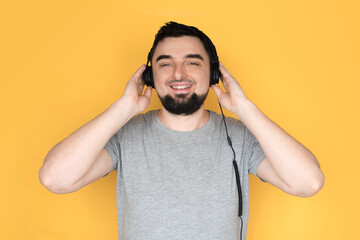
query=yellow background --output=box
[1,0,359,239]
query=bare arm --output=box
[39,65,152,194]
[211,62,324,197]
[235,100,324,197]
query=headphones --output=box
[142,34,220,88]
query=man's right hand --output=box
[121,64,153,117]
[39,64,153,194]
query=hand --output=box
[211,62,249,115]
[121,64,152,116]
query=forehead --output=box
[152,36,209,62]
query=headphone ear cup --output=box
[210,62,220,85]
[143,66,154,88]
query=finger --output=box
[131,64,146,83]
[138,87,152,111]
[219,61,232,82]
[211,85,224,99]
[130,65,146,93]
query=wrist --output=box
[234,98,257,123]
[108,98,137,125]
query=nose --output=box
[173,63,187,80]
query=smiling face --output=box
[152,36,211,115]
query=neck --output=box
[157,106,210,131]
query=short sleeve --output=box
[102,131,121,177]
[243,126,267,182]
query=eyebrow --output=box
[155,54,204,62]
[185,54,204,60]
[156,55,172,62]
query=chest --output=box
[121,135,239,206]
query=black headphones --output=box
[142,34,220,88]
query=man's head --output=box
[143,22,219,115]
[143,22,219,88]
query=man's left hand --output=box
[211,62,249,116]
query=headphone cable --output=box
[218,101,244,240]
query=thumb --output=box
[143,86,152,99]
[211,85,224,99]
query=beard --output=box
[158,91,208,116]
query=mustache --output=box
[166,79,195,86]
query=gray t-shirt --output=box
[104,110,266,240]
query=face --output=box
[151,36,211,115]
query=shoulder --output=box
[127,110,157,126]
[209,110,245,132]
[109,110,158,145]
[121,110,158,135]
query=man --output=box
[39,22,324,240]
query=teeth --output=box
[171,85,191,89]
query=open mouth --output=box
[168,82,194,94]
[170,84,192,90]
[169,83,193,95]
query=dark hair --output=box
[147,21,213,64]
